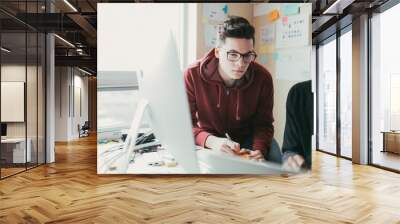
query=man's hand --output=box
[283,154,304,171]
[205,135,239,153]
[248,150,265,161]
[220,142,240,155]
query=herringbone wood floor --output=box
[1,135,400,223]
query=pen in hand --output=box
[225,133,241,153]
[226,133,252,154]
[225,133,234,148]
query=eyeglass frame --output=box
[222,49,257,63]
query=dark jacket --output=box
[184,48,274,153]
[282,80,313,168]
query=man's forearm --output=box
[252,126,274,152]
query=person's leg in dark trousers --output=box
[239,134,282,164]
[267,138,282,164]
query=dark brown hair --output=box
[217,16,255,46]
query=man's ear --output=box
[215,47,220,59]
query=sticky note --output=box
[259,55,268,64]
[282,16,288,24]
[267,10,280,22]
[282,4,299,16]
[222,4,228,14]
[259,44,273,54]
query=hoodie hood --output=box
[199,48,256,120]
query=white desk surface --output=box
[1,137,32,163]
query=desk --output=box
[97,141,286,174]
[1,138,32,163]
[382,131,400,154]
[126,151,185,174]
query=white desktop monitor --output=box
[99,32,199,174]
[135,33,200,173]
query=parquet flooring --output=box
[1,135,400,223]
[1,167,26,178]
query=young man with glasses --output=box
[184,16,278,162]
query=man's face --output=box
[215,37,255,80]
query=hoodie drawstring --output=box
[216,85,221,108]
[236,90,240,121]
[216,84,240,120]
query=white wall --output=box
[55,67,89,141]
[98,3,185,72]
[55,66,68,141]
[72,73,89,138]
[1,65,37,137]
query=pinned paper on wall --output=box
[276,13,309,49]
[259,55,268,65]
[203,3,228,22]
[275,46,311,81]
[259,44,273,54]
[204,23,219,48]
[260,24,275,44]
[267,9,280,22]
[282,4,300,16]
[203,3,228,49]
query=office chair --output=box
[79,121,90,138]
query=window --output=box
[390,74,400,130]
[339,28,352,158]
[318,37,337,155]
[371,2,400,171]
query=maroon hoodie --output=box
[184,49,274,153]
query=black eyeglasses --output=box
[225,50,257,63]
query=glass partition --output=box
[0,1,46,179]
[1,31,28,178]
[27,30,38,169]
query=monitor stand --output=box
[100,99,151,174]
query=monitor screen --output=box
[1,123,7,137]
